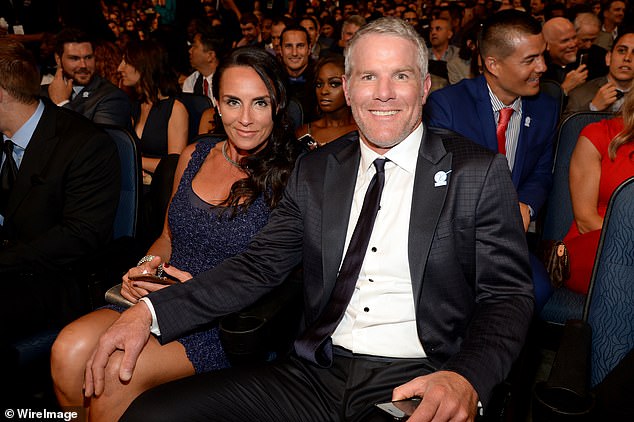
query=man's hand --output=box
[561,65,588,95]
[84,302,153,397]
[519,202,531,232]
[48,66,73,105]
[392,371,478,422]
[590,82,619,111]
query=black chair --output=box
[178,92,213,143]
[540,80,565,119]
[539,112,615,326]
[533,176,634,421]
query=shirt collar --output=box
[487,83,522,114]
[358,122,423,174]
[4,100,45,151]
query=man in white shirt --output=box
[181,29,224,102]
[86,17,533,422]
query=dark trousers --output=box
[121,348,438,422]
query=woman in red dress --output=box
[564,88,634,294]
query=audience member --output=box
[564,88,634,294]
[428,17,459,91]
[331,14,366,54]
[43,27,131,127]
[0,39,119,352]
[119,39,188,180]
[182,29,225,102]
[51,46,302,422]
[300,15,331,60]
[573,12,609,81]
[428,18,459,62]
[295,54,357,148]
[530,0,546,23]
[425,9,558,310]
[280,25,317,124]
[542,17,588,96]
[447,21,482,84]
[94,39,124,87]
[564,32,634,119]
[233,12,263,48]
[86,17,533,422]
[118,39,188,243]
[266,16,290,57]
[595,0,627,51]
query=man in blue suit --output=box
[425,10,559,310]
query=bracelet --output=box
[137,255,156,267]
[137,255,165,277]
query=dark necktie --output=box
[0,140,18,215]
[294,158,387,367]
[203,78,209,98]
[496,107,514,155]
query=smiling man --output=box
[43,27,131,128]
[87,17,533,422]
[281,25,317,123]
[425,9,559,311]
[542,17,588,95]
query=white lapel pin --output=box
[82,92,90,98]
[434,170,452,187]
[524,116,531,127]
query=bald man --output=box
[542,17,588,95]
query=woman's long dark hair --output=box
[122,39,180,104]
[212,46,302,214]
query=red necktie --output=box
[496,107,514,155]
[203,78,209,97]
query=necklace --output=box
[222,141,241,168]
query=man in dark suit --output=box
[86,17,533,421]
[43,27,131,128]
[425,10,559,311]
[0,40,120,342]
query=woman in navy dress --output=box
[51,47,303,422]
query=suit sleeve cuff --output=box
[139,297,161,336]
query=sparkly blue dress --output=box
[114,138,272,373]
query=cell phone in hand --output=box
[375,397,422,420]
[129,273,178,285]
[578,53,588,67]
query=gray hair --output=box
[574,12,601,32]
[344,17,428,80]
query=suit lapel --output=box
[409,129,452,302]
[475,76,497,151]
[321,138,361,302]
[6,104,61,218]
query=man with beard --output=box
[43,27,131,128]
[425,10,559,311]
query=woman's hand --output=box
[121,259,193,303]
[121,256,163,303]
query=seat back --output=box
[539,80,565,118]
[583,177,634,387]
[178,92,213,143]
[539,112,615,325]
[98,124,141,240]
[541,112,614,241]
